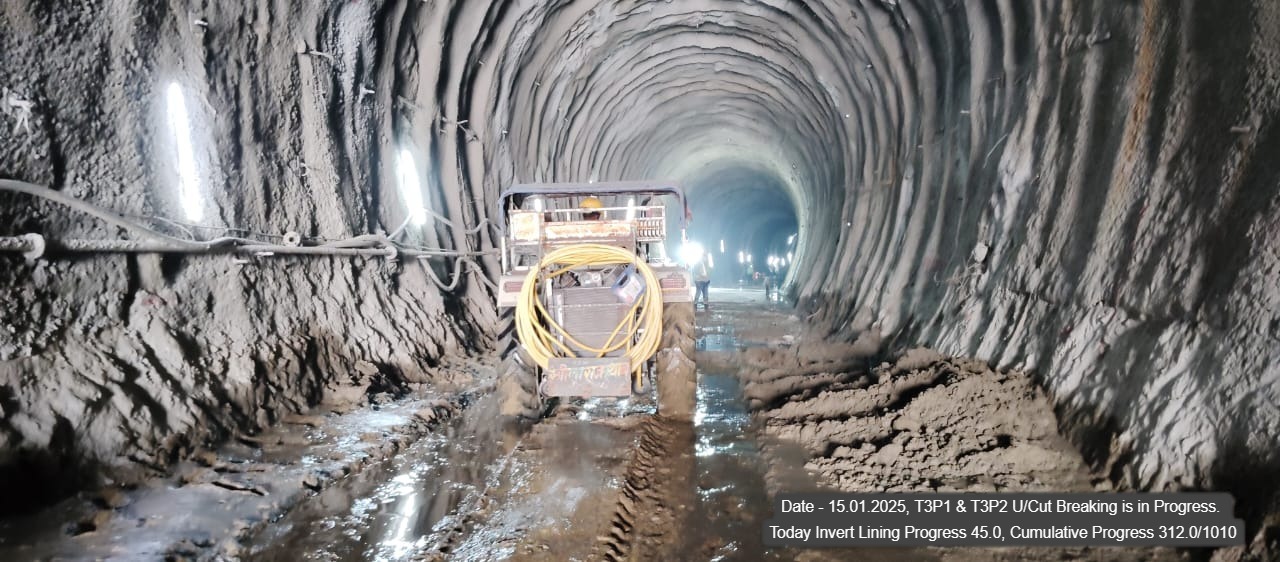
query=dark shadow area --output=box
[1211,414,1280,540]
[0,416,99,518]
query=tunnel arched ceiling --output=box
[2,0,1279,520]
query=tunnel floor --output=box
[0,288,1188,561]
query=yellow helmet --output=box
[581,196,604,209]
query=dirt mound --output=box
[739,342,1096,494]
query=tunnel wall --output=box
[1,0,1278,522]
[800,0,1280,515]
[0,0,491,510]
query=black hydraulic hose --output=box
[387,208,492,241]
[0,177,500,291]
[0,179,253,250]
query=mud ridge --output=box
[741,344,1093,494]
[594,417,696,561]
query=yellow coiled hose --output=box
[515,244,664,373]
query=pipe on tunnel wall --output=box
[1,0,1278,521]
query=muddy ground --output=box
[0,287,1260,561]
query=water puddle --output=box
[245,400,509,561]
[689,312,783,561]
[689,302,928,562]
[444,415,637,561]
[692,370,776,561]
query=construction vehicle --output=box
[494,182,697,421]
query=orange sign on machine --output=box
[543,221,634,240]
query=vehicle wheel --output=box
[496,307,542,420]
[657,301,697,421]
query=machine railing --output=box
[507,205,668,247]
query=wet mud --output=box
[0,288,1222,561]
[0,380,476,561]
[244,401,506,561]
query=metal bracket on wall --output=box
[20,233,44,264]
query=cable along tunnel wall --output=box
[1,0,1279,526]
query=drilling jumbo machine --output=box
[494,182,697,422]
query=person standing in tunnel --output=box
[693,256,712,310]
[580,196,604,220]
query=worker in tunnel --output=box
[581,196,603,220]
[693,254,712,310]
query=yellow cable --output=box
[514,244,665,373]
[518,245,660,366]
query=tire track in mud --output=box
[594,416,697,561]
[592,300,700,560]
[410,433,526,561]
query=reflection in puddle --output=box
[691,311,776,561]
[689,306,843,561]
[693,376,771,561]
[247,401,507,562]
[695,373,753,459]
[573,396,639,420]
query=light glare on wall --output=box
[165,83,203,222]
[397,148,428,225]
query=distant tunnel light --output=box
[738,251,745,264]
[165,83,203,222]
[719,239,725,253]
[397,148,427,225]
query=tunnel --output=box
[1,0,1278,559]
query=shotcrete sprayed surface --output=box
[1,1,1279,558]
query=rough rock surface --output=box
[0,1,491,512]
[1,0,1278,531]
[790,1,1280,525]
